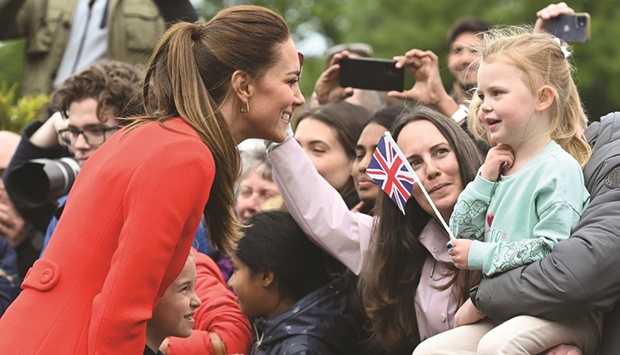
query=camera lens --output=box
[576,16,587,28]
[6,157,80,208]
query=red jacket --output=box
[167,249,252,354]
[0,118,215,354]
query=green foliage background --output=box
[194,0,619,121]
[1,0,617,128]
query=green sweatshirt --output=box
[450,141,589,276]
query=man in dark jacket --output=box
[471,112,620,355]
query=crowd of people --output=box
[0,1,619,355]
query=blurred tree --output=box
[0,85,48,133]
[0,40,25,103]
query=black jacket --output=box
[251,271,360,355]
[472,112,620,355]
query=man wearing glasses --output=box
[2,60,143,241]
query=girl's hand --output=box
[455,298,485,327]
[447,239,472,270]
[481,144,514,181]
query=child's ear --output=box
[261,270,275,287]
[536,85,555,112]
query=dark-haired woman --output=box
[293,101,371,209]
[268,105,483,353]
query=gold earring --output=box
[240,100,250,113]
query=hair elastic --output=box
[552,36,571,59]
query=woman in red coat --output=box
[0,5,304,354]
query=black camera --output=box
[7,157,80,207]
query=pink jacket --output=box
[269,138,458,341]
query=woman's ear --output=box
[536,85,555,112]
[231,70,252,101]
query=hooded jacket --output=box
[251,271,359,355]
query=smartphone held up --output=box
[543,13,591,43]
[339,57,404,92]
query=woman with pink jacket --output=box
[268,105,483,353]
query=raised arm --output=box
[390,49,461,119]
[268,138,374,275]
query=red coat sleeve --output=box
[89,139,215,354]
[167,249,252,355]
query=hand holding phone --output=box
[339,57,404,92]
[543,13,591,43]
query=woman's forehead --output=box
[397,120,447,156]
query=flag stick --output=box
[386,132,456,240]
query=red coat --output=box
[166,249,252,355]
[0,118,215,354]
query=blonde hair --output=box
[468,26,591,167]
[124,6,291,254]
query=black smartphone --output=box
[544,13,591,43]
[339,57,404,92]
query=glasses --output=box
[58,126,118,147]
[325,43,374,60]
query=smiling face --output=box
[147,255,201,348]
[476,59,543,149]
[240,37,305,143]
[396,120,463,222]
[352,122,385,205]
[295,117,353,193]
[448,32,482,90]
[66,98,118,166]
[236,169,280,222]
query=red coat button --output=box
[21,259,61,292]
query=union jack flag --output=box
[366,132,416,214]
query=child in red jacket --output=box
[146,253,201,355]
